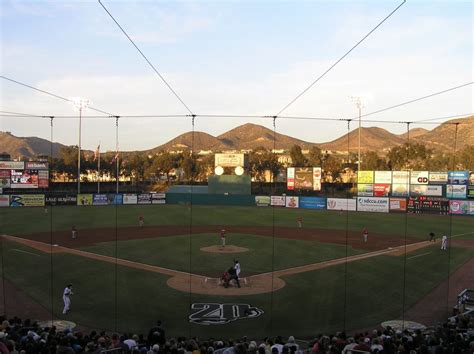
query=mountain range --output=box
[1,116,472,159]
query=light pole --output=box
[71,97,91,194]
[351,96,364,172]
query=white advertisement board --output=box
[123,193,138,205]
[392,171,410,184]
[285,196,299,208]
[327,198,357,211]
[357,197,389,213]
[410,171,429,185]
[374,171,392,184]
[0,195,9,207]
[271,196,286,206]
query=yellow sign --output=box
[357,171,374,184]
[77,194,93,206]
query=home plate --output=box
[53,244,59,247]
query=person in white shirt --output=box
[234,260,241,277]
[441,234,448,250]
[62,284,73,314]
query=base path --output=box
[2,234,438,296]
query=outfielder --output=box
[297,217,303,228]
[62,284,73,314]
[220,229,226,248]
[362,227,368,243]
[71,225,77,240]
[441,234,448,251]
[138,215,144,227]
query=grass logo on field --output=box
[189,303,264,325]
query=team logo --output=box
[189,303,264,325]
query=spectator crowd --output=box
[0,312,472,354]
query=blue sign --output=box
[299,197,326,210]
[107,194,123,205]
[93,194,109,205]
[448,171,469,185]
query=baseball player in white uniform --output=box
[441,234,448,251]
[62,284,73,314]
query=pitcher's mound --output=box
[201,245,249,253]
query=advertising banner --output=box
[299,197,326,210]
[313,167,322,191]
[255,196,271,207]
[285,196,299,208]
[25,162,48,170]
[10,169,40,188]
[374,184,391,197]
[410,171,429,185]
[10,194,45,207]
[0,161,24,169]
[123,194,138,205]
[470,172,474,185]
[287,168,295,190]
[374,171,392,184]
[151,193,166,205]
[0,170,11,189]
[449,200,470,215]
[357,197,389,213]
[357,171,374,184]
[327,198,357,211]
[448,171,469,185]
[446,185,467,199]
[294,168,315,190]
[0,195,9,207]
[468,186,474,199]
[357,184,373,196]
[107,194,123,205]
[93,194,109,206]
[429,172,448,184]
[392,171,410,184]
[410,185,443,197]
[215,154,246,167]
[77,194,93,205]
[137,193,152,204]
[392,184,410,197]
[270,196,285,206]
[38,170,49,188]
[45,195,77,206]
[408,197,450,215]
[389,198,407,212]
[471,201,474,215]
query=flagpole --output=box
[115,117,119,194]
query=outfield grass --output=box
[2,238,473,338]
[1,204,473,239]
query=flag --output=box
[93,144,100,161]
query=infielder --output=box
[62,284,73,314]
[71,226,77,240]
[138,215,144,227]
[362,227,368,243]
[297,217,303,228]
[441,234,448,251]
[220,229,226,248]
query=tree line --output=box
[50,143,474,184]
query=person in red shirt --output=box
[362,227,368,243]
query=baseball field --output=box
[0,204,473,338]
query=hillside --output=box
[319,127,405,152]
[217,123,315,150]
[412,115,474,151]
[151,131,231,152]
[0,132,66,158]
[399,128,429,140]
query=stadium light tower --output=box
[71,97,91,193]
[351,96,364,172]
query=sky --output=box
[0,0,472,152]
